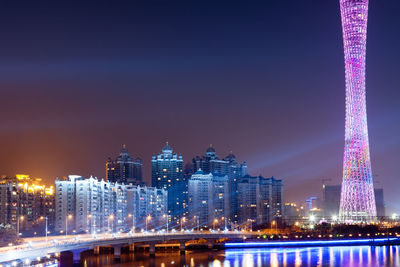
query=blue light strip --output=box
[225,238,400,248]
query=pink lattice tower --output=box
[339,0,376,222]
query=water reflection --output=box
[80,245,400,267]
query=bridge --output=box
[0,231,254,265]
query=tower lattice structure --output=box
[339,0,376,222]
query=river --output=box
[78,245,400,267]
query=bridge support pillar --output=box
[179,241,186,254]
[93,246,100,255]
[129,243,135,252]
[208,241,215,249]
[113,245,122,263]
[71,249,85,267]
[149,242,156,257]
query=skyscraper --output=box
[192,145,229,175]
[192,146,247,225]
[237,175,283,227]
[126,185,168,231]
[187,170,230,228]
[339,0,377,222]
[151,142,185,223]
[106,145,143,185]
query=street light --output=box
[146,215,151,232]
[194,216,199,231]
[128,213,135,233]
[66,214,73,236]
[44,216,48,243]
[108,214,114,233]
[214,219,218,231]
[163,214,168,233]
[16,215,24,238]
[222,216,227,230]
[309,214,315,229]
[87,214,92,234]
[247,219,253,232]
[181,217,186,231]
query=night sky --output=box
[1,1,399,213]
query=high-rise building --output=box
[323,185,341,219]
[237,175,283,227]
[55,175,127,234]
[188,170,230,228]
[192,146,247,225]
[126,185,168,231]
[338,0,377,222]
[192,145,229,175]
[0,175,55,235]
[151,142,185,224]
[106,145,143,185]
[187,171,213,227]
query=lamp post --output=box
[16,215,24,238]
[128,214,135,233]
[163,214,168,233]
[222,216,227,230]
[66,214,72,236]
[108,214,114,233]
[180,217,186,232]
[87,214,92,234]
[194,216,199,231]
[45,216,48,243]
[309,214,315,229]
[146,215,151,232]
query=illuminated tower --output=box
[339,0,376,222]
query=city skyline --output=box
[1,1,400,265]
[0,1,399,214]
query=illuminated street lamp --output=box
[271,220,276,233]
[66,214,73,236]
[16,215,24,238]
[222,216,227,230]
[194,216,199,231]
[146,215,151,232]
[108,214,114,233]
[214,219,218,231]
[163,214,168,233]
[87,214,92,234]
[309,214,315,229]
[181,217,186,231]
[44,216,48,243]
[246,219,253,232]
[128,213,135,233]
[392,213,398,220]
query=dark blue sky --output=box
[0,1,399,213]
